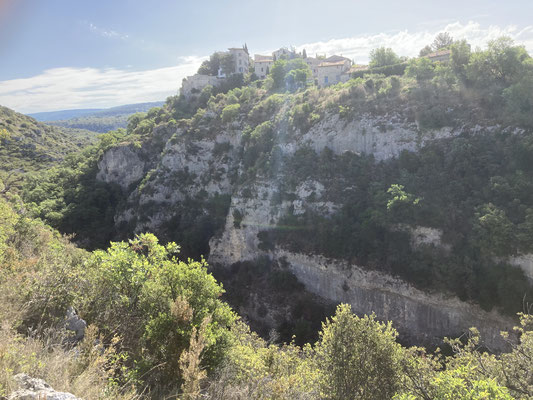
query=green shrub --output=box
[83,233,236,387]
[352,62,407,79]
[316,305,404,400]
[221,104,241,124]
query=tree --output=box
[369,47,401,68]
[503,74,533,127]
[270,59,287,89]
[83,233,236,385]
[406,57,436,82]
[221,103,241,123]
[395,365,513,400]
[473,203,515,256]
[466,37,530,88]
[316,304,404,400]
[0,127,10,141]
[220,53,236,76]
[432,32,454,51]
[126,112,147,133]
[450,39,472,81]
[302,48,307,59]
[386,184,421,221]
[268,58,312,92]
[197,52,222,75]
[419,45,433,57]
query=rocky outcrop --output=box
[96,144,145,190]
[508,253,533,282]
[208,182,514,350]
[9,374,80,400]
[96,106,517,349]
[275,249,513,350]
[291,113,458,160]
[65,306,86,341]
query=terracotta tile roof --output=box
[427,49,451,58]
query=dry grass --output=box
[0,323,139,399]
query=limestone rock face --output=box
[208,181,513,350]
[275,249,513,350]
[293,113,458,160]
[9,374,80,400]
[96,107,516,349]
[96,144,145,190]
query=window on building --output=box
[324,76,328,84]
[261,67,264,72]
[239,67,243,72]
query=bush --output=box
[82,233,236,387]
[405,57,435,82]
[503,75,533,128]
[316,304,404,400]
[352,62,407,79]
[221,103,241,124]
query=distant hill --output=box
[29,101,165,133]
[29,108,104,122]
[0,105,97,179]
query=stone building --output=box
[273,47,296,60]
[303,56,322,78]
[229,47,250,74]
[253,54,274,79]
[181,74,221,96]
[317,57,352,87]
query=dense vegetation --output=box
[0,196,532,399]
[270,133,533,315]
[19,35,533,321]
[23,129,127,249]
[0,105,97,191]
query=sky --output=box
[1,0,533,113]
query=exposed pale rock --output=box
[9,374,80,400]
[294,113,458,160]
[275,249,513,350]
[508,253,533,282]
[96,144,145,190]
[97,108,514,348]
[65,306,86,341]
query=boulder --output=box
[8,374,80,400]
[65,306,86,341]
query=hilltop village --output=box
[181,44,451,96]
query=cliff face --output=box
[96,108,518,349]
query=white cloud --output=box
[88,22,129,40]
[296,21,533,63]
[0,56,204,113]
[2,21,533,114]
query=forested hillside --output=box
[0,195,531,399]
[0,106,97,191]
[35,101,165,133]
[3,34,533,399]
[23,36,533,320]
